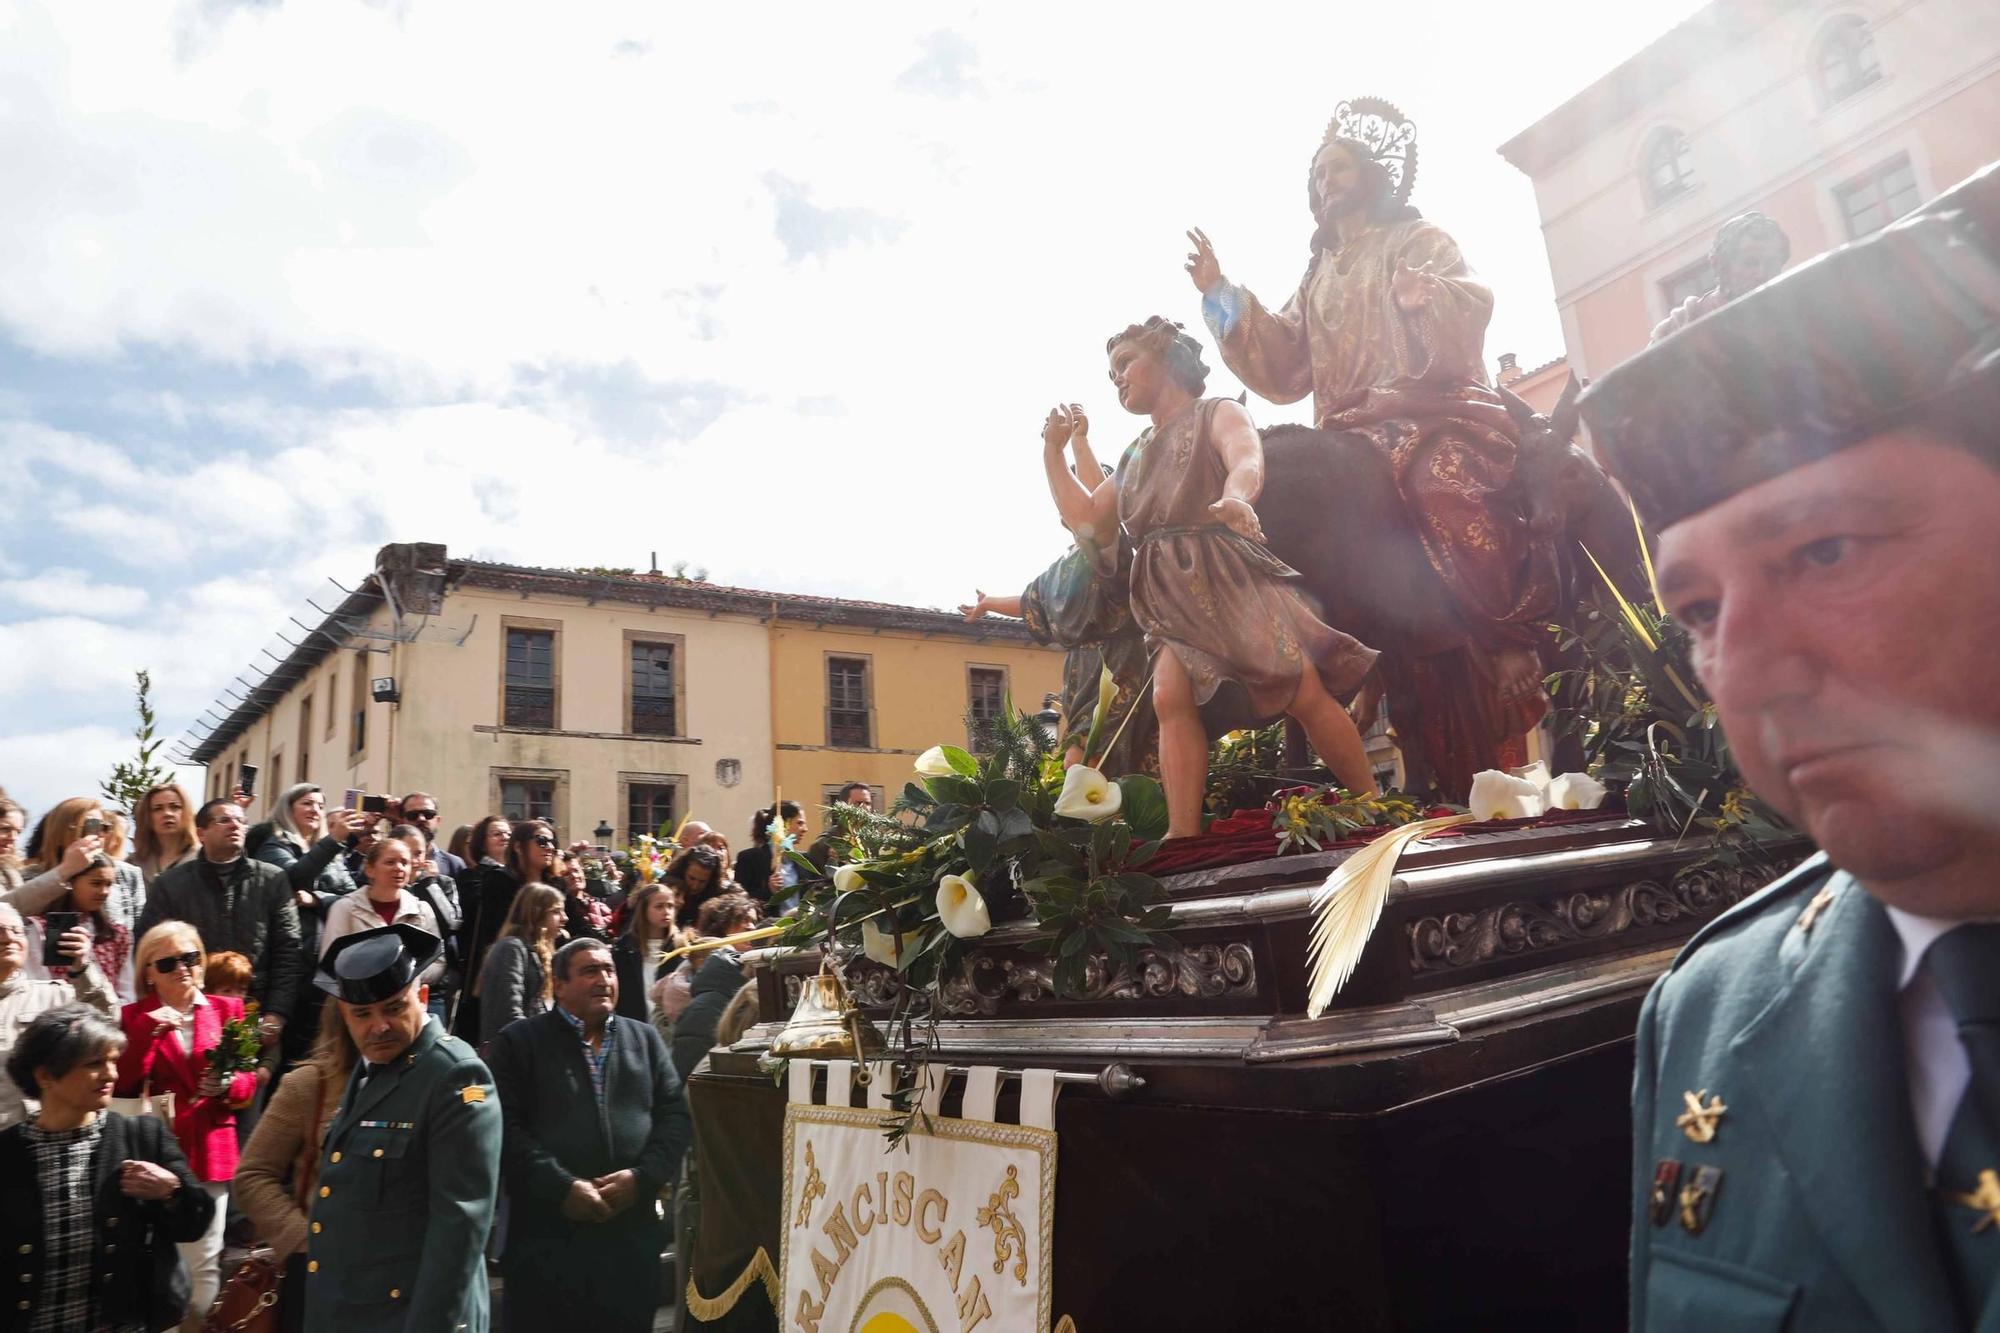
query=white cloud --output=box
[0,567,149,617]
[0,0,1717,805]
[0,722,205,822]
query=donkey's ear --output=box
[1550,373,1583,444]
[1494,383,1538,429]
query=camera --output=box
[362,794,389,815]
[80,816,105,837]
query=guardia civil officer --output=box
[302,923,501,1332]
[1579,160,2000,1330]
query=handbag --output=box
[108,1074,176,1125]
[204,1070,325,1333]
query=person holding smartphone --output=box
[22,854,134,1005]
[0,901,117,1131]
[6,798,147,940]
[255,785,360,1069]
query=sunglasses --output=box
[151,951,202,976]
[405,809,439,820]
[529,835,557,849]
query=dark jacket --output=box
[431,847,468,882]
[486,1009,691,1329]
[452,862,521,1041]
[255,831,355,962]
[487,1008,691,1229]
[670,948,749,1078]
[0,1111,217,1333]
[731,845,774,905]
[409,872,464,984]
[137,855,305,1021]
[303,1019,499,1333]
[609,933,668,1023]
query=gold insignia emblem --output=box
[1795,885,1836,934]
[460,1085,488,1105]
[1948,1168,2000,1234]
[1675,1089,1727,1144]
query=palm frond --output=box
[1305,814,1474,1018]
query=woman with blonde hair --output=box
[131,783,199,886]
[612,881,687,1023]
[7,796,146,936]
[116,921,265,1329]
[474,882,563,1049]
[233,997,359,1330]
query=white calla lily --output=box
[1466,769,1546,822]
[1546,772,1609,811]
[935,874,991,939]
[861,919,915,969]
[1053,765,1123,822]
[1509,761,1553,797]
[914,746,955,777]
[832,863,865,894]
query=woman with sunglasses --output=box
[115,922,265,1329]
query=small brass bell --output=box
[771,969,886,1060]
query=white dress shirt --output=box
[1883,896,1976,1166]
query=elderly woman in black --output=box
[0,1003,213,1333]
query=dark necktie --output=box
[1925,922,2000,1321]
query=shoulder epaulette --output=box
[1665,851,1832,973]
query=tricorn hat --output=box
[314,923,442,1004]
[1578,160,2000,530]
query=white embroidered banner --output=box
[780,1094,1055,1333]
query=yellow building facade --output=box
[183,543,1062,850]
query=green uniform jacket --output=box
[303,1018,501,1333]
[1631,853,1985,1330]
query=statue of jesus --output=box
[1187,98,1559,744]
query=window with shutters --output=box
[1641,128,1694,208]
[628,638,680,736]
[500,777,556,824]
[1815,15,1882,106]
[625,781,679,845]
[1835,154,1920,239]
[502,623,560,729]
[967,665,1008,753]
[826,655,873,749]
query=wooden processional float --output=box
[679,813,1808,1332]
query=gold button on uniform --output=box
[390,1289,401,1299]
[308,1261,318,1273]
[318,1186,330,1198]
[311,1222,321,1234]
[16,1299,27,1310]
[331,1151,342,1163]
[13,1246,26,1256]
[372,1148,384,1158]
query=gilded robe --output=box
[1204,218,1559,735]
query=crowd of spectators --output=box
[0,777,863,1331]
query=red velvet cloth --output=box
[1146,805,1617,877]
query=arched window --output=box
[1643,129,1694,207]
[1816,14,1882,105]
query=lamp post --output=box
[594,820,614,854]
[1034,692,1063,747]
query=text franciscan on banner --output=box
[781,1103,1055,1333]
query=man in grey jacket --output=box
[137,799,304,1051]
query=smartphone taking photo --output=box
[344,788,364,813]
[239,763,259,799]
[42,911,81,969]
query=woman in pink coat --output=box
[115,921,263,1330]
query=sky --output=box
[0,0,1711,820]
